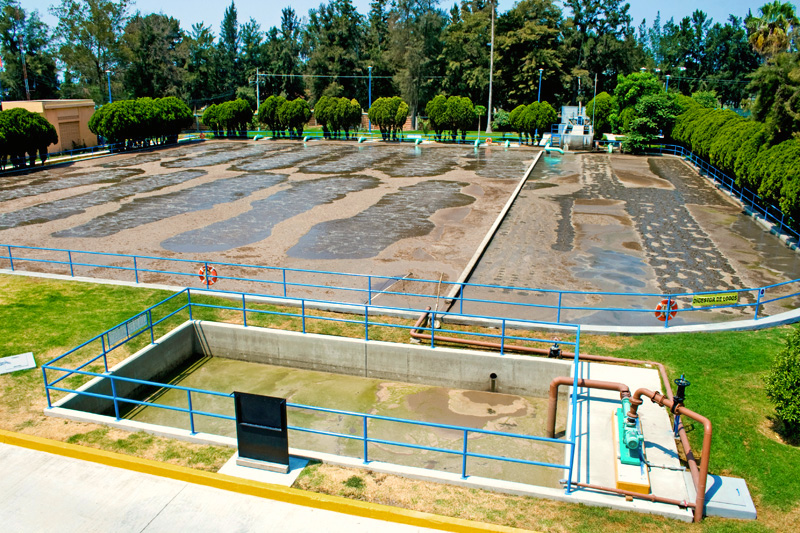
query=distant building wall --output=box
[2,99,98,153]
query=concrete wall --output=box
[194,321,572,397]
[55,321,196,415]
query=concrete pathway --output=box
[0,442,446,533]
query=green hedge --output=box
[255,96,312,139]
[671,100,800,221]
[508,101,557,145]
[314,96,362,140]
[0,107,58,170]
[89,96,193,149]
[201,99,254,139]
[368,97,409,142]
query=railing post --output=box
[664,295,672,329]
[459,283,464,314]
[461,429,469,478]
[187,290,193,321]
[188,390,196,434]
[110,377,121,420]
[242,294,247,326]
[500,319,506,355]
[133,256,139,283]
[283,269,287,297]
[755,289,763,321]
[68,251,74,277]
[42,367,52,408]
[204,261,210,289]
[557,292,563,323]
[430,311,436,348]
[101,335,109,372]
[368,276,372,305]
[364,305,369,341]
[6,245,13,271]
[363,416,369,464]
[301,300,306,333]
[148,310,154,343]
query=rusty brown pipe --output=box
[411,309,704,512]
[571,482,695,508]
[628,388,713,523]
[410,309,700,488]
[546,376,631,439]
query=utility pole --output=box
[19,35,30,100]
[256,67,260,110]
[485,0,495,134]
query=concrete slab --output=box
[0,443,441,533]
[220,453,308,487]
[566,361,694,522]
[684,473,757,520]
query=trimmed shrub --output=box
[765,325,800,440]
[0,108,58,169]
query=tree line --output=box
[0,0,785,121]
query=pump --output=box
[616,397,645,465]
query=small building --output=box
[1,99,98,153]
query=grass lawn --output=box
[1,273,798,531]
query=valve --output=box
[548,337,561,358]
[673,374,691,406]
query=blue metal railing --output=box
[42,287,584,488]
[3,244,799,329]
[649,144,800,241]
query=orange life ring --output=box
[199,265,218,286]
[654,299,678,321]
[486,138,493,144]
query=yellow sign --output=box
[692,292,739,307]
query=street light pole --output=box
[665,74,670,93]
[368,65,373,133]
[537,68,543,103]
[256,67,260,110]
[486,0,495,134]
[105,70,112,103]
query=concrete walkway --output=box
[0,443,444,533]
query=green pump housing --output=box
[616,398,644,466]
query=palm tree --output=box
[746,1,799,60]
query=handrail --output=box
[42,288,582,484]
[3,243,799,329]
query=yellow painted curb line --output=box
[0,430,530,533]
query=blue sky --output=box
[26,1,791,36]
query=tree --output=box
[495,0,563,108]
[185,23,221,106]
[612,71,661,132]
[257,95,287,137]
[277,98,312,138]
[444,95,474,141]
[218,1,241,90]
[586,91,613,137]
[440,1,492,106]
[388,0,447,126]
[304,0,366,103]
[623,94,680,153]
[121,13,187,98]
[368,96,408,141]
[425,94,448,140]
[746,1,799,60]
[0,1,58,100]
[749,52,800,143]
[0,107,58,168]
[276,8,304,98]
[766,325,800,439]
[50,0,130,104]
[562,0,644,97]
